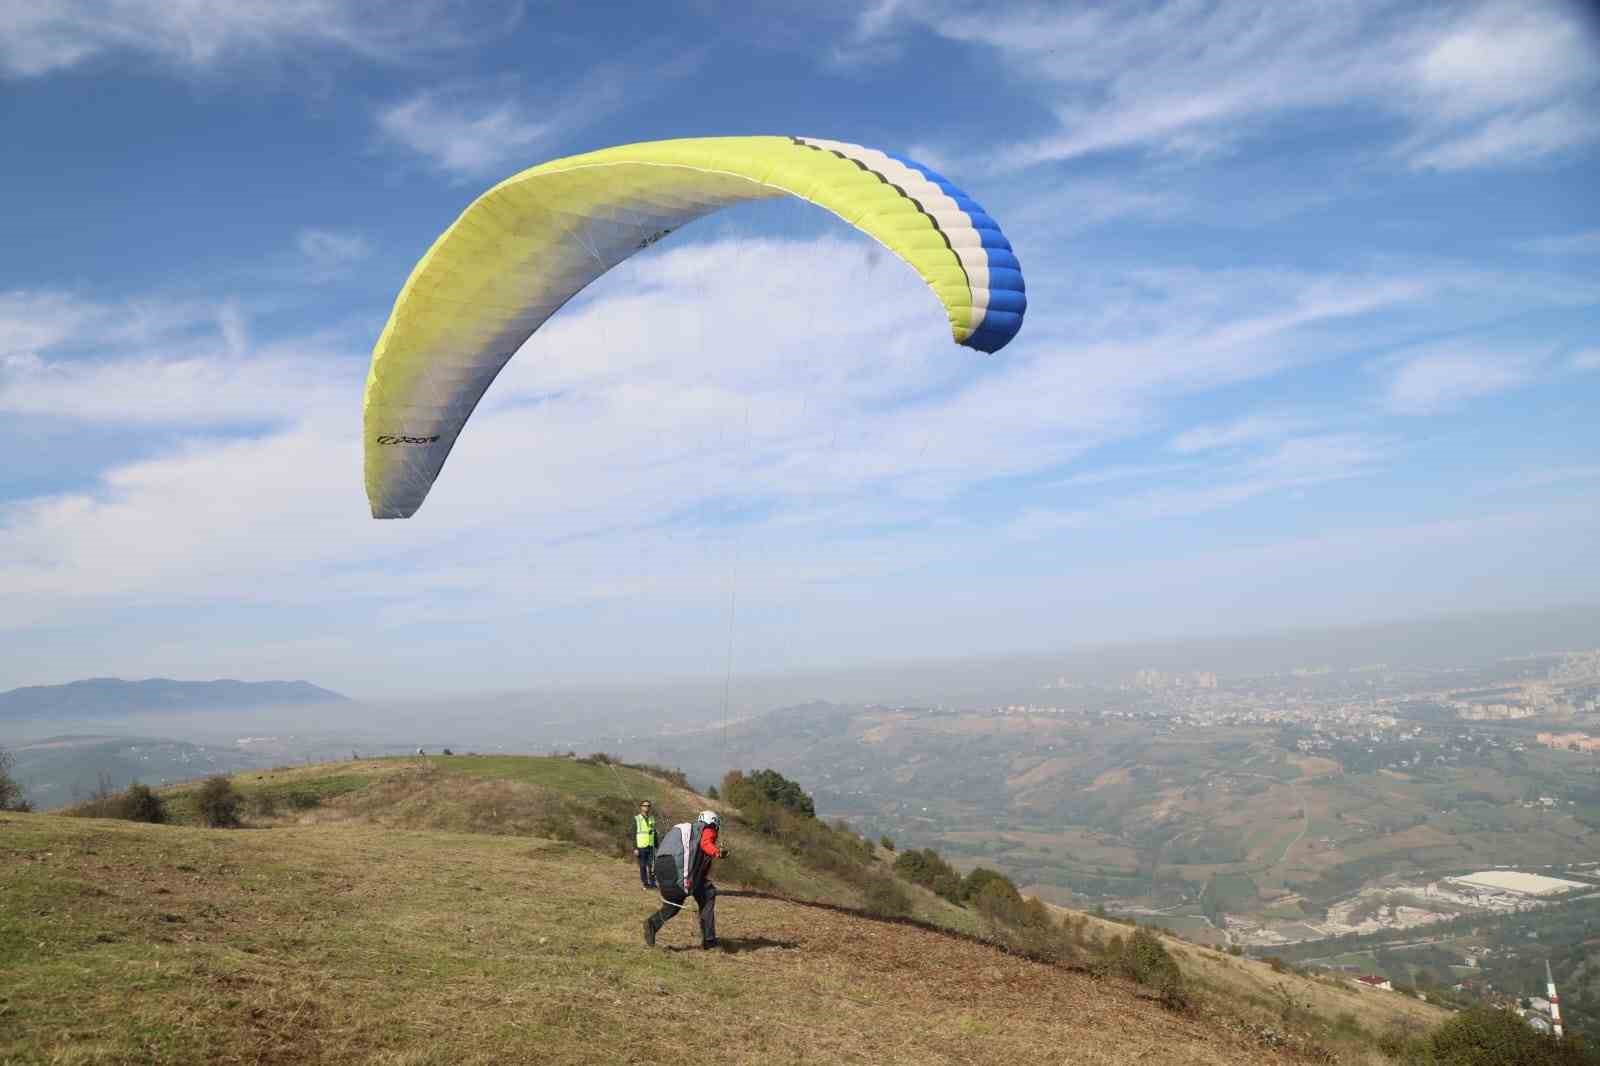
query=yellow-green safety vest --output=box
[634,813,657,848]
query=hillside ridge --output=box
[0,677,350,718]
[0,754,1484,1065]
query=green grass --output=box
[5,755,1492,1064]
[0,811,1297,1066]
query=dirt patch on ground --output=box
[1086,766,1131,791]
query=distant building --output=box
[1447,870,1586,898]
[1354,975,1394,991]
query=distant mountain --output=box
[0,678,352,719]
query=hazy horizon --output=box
[7,602,1600,729]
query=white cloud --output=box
[860,0,1600,172]
[0,292,356,424]
[1406,101,1600,171]
[1573,347,1600,371]
[0,0,502,79]
[1477,464,1600,493]
[1049,462,1194,489]
[376,53,698,179]
[296,227,370,276]
[1380,347,1538,415]
[1169,412,1320,454]
[377,85,555,178]
[0,237,1452,633]
[1013,432,1385,538]
[0,290,98,356]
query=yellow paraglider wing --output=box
[364,135,1026,518]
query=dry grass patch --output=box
[2,812,1302,1066]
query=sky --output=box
[2,0,1598,699]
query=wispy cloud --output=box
[0,292,355,425]
[1048,462,1194,489]
[1169,412,1321,455]
[1379,346,1540,415]
[1406,102,1600,171]
[1573,347,1600,371]
[1401,2,1600,170]
[1521,229,1600,256]
[1477,464,1600,494]
[295,227,370,277]
[859,0,1600,172]
[377,54,700,179]
[1012,432,1386,538]
[0,0,506,79]
[377,82,555,178]
[0,236,1448,631]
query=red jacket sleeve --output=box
[699,827,720,856]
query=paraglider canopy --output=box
[363,135,1027,519]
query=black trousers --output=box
[647,882,716,943]
[636,847,656,887]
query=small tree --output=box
[195,775,242,827]
[1109,927,1187,1009]
[0,747,30,812]
[962,867,1019,904]
[879,834,895,852]
[121,782,166,824]
[723,768,815,817]
[863,874,912,918]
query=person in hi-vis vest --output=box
[633,800,658,889]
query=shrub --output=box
[715,848,777,892]
[623,762,690,790]
[579,795,638,857]
[1417,1007,1594,1066]
[1228,944,1243,956]
[1105,927,1187,1009]
[120,782,167,824]
[706,785,719,800]
[0,748,32,812]
[962,867,1019,904]
[892,848,964,903]
[879,834,895,852]
[195,775,243,827]
[536,813,579,843]
[722,769,815,817]
[65,778,165,822]
[863,874,913,918]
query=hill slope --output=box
[0,677,350,718]
[3,755,1468,1064]
[3,811,1300,1066]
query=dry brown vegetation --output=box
[2,755,1478,1065]
[2,810,1309,1066]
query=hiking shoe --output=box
[702,939,718,951]
[643,920,657,947]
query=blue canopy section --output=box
[889,152,1027,353]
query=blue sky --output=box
[2,0,1598,698]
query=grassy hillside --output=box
[6,811,1300,1065]
[0,754,1491,1065]
[153,756,980,931]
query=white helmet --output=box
[698,810,720,827]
